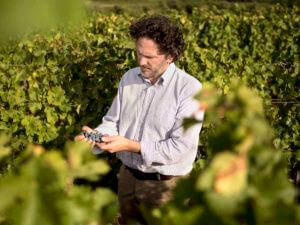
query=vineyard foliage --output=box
[0,3,299,224]
[0,137,118,225]
[0,4,298,156]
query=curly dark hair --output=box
[129,16,185,62]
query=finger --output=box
[100,142,117,153]
[87,139,94,146]
[74,135,85,141]
[101,134,109,142]
[95,142,110,150]
[102,136,118,143]
[95,142,105,148]
[82,126,95,133]
[82,137,90,143]
[79,136,92,143]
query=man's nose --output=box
[138,56,147,66]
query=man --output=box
[75,16,204,224]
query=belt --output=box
[125,165,176,181]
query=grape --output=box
[80,131,104,143]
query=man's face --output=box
[136,37,173,84]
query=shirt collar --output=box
[138,63,175,86]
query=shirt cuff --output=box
[94,127,118,136]
[140,140,156,166]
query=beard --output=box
[141,67,153,77]
[140,64,165,81]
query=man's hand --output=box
[74,126,98,148]
[95,136,141,154]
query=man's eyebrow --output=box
[136,51,157,58]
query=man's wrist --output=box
[127,139,141,153]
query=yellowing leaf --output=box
[212,152,248,196]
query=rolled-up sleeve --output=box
[140,82,204,166]
[93,80,123,153]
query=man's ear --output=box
[167,54,175,64]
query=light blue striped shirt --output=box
[94,63,204,176]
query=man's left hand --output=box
[95,136,141,154]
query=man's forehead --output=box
[136,48,165,57]
[135,42,165,57]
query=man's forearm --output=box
[97,136,141,153]
[127,139,141,153]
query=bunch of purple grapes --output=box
[80,131,104,143]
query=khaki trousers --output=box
[117,165,180,225]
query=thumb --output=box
[102,135,117,142]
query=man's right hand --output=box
[74,126,97,148]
